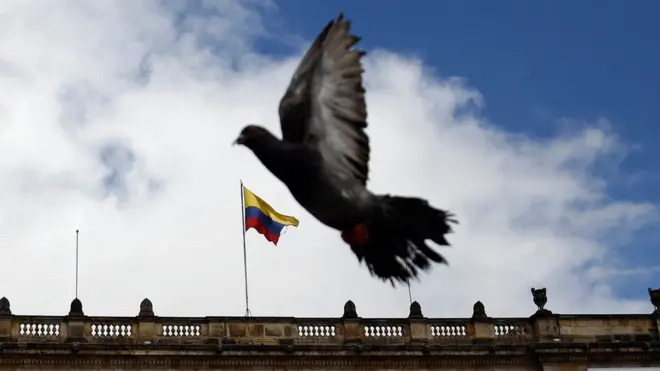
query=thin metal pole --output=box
[240,180,251,317]
[407,280,412,305]
[75,229,79,299]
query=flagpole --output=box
[240,180,252,317]
[75,229,79,299]
[407,280,412,305]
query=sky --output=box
[0,0,659,320]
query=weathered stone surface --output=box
[264,323,283,337]
[208,321,225,337]
[559,317,654,337]
[0,291,659,369]
[248,323,264,336]
[543,365,588,371]
[229,323,247,337]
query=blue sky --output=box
[257,0,660,298]
[2,0,659,316]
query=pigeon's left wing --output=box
[278,12,370,185]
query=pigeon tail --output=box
[347,195,457,285]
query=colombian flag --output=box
[243,186,299,245]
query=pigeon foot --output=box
[341,223,370,245]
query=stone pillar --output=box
[65,298,86,342]
[341,300,363,344]
[531,315,560,342]
[0,297,12,341]
[471,300,494,344]
[207,318,227,344]
[136,298,156,343]
[408,301,429,345]
[530,287,560,342]
[649,287,660,341]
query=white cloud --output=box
[0,0,656,319]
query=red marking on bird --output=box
[341,224,370,245]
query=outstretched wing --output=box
[278,12,370,184]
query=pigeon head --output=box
[233,125,274,149]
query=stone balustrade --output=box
[0,287,659,370]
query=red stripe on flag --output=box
[246,216,281,245]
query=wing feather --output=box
[278,12,370,184]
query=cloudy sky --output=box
[1,0,659,320]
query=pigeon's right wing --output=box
[278,12,370,185]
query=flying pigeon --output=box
[234,12,457,284]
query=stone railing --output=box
[0,287,659,348]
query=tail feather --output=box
[349,195,457,285]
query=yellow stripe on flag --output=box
[243,186,299,227]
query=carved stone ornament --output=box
[408,301,423,319]
[0,296,10,315]
[139,298,154,317]
[69,298,84,316]
[649,287,660,315]
[531,287,552,316]
[472,300,488,320]
[342,300,358,319]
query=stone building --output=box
[0,287,659,370]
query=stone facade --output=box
[0,287,659,370]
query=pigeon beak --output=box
[233,134,245,146]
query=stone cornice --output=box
[0,342,659,367]
[0,346,658,368]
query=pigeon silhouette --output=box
[234,12,457,284]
